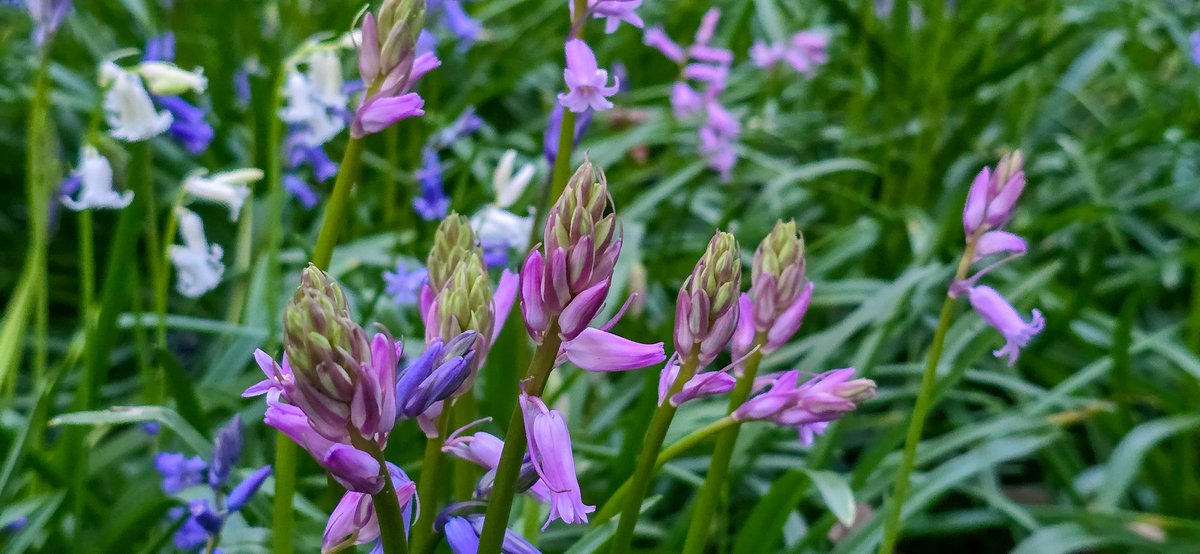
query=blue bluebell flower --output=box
[144,32,175,62]
[155,452,207,494]
[157,95,214,154]
[233,69,251,108]
[283,174,319,208]
[413,146,449,220]
[427,0,482,51]
[208,415,242,489]
[432,107,484,148]
[383,258,428,308]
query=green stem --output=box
[608,351,701,554]
[452,392,479,500]
[370,450,411,554]
[681,338,766,554]
[79,209,95,317]
[272,432,297,554]
[593,416,737,525]
[410,406,453,554]
[225,198,255,323]
[312,138,366,269]
[264,68,286,337]
[878,241,976,554]
[527,109,577,249]
[476,325,564,554]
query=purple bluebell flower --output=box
[23,0,71,48]
[559,39,619,113]
[413,146,449,221]
[283,174,319,208]
[733,368,876,444]
[432,107,484,148]
[395,331,478,418]
[1,516,27,532]
[656,355,737,406]
[383,258,428,307]
[226,465,272,511]
[141,421,161,435]
[443,428,552,502]
[543,105,593,166]
[967,286,1044,366]
[323,464,417,552]
[644,27,685,63]
[170,505,210,551]
[286,137,338,182]
[144,32,175,62]
[962,151,1025,237]
[438,513,541,554]
[437,0,482,51]
[560,327,666,372]
[751,32,829,76]
[352,3,439,136]
[155,452,207,494]
[208,415,243,489]
[157,95,214,154]
[1191,31,1200,67]
[571,0,643,34]
[519,389,594,528]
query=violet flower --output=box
[154,452,207,494]
[323,464,417,553]
[383,258,428,308]
[962,151,1026,238]
[1191,31,1200,67]
[558,39,619,113]
[519,389,595,528]
[428,0,482,51]
[571,0,643,34]
[751,31,829,76]
[158,95,214,154]
[351,0,439,136]
[443,427,552,503]
[733,368,876,445]
[22,0,71,49]
[394,331,478,419]
[282,174,319,208]
[413,146,449,221]
[966,286,1044,366]
[437,512,541,554]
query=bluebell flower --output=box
[286,137,338,182]
[144,32,175,62]
[157,95,214,154]
[481,239,509,268]
[1191,31,1200,67]
[283,174,319,208]
[208,415,242,488]
[21,0,71,49]
[413,146,449,221]
[432,107,484,148]
[226,465,272,511]
[170,506,210,551]
[383,258,428,308]
[155,452,207,494]
[543,104,593,166]
[233,69,251,108]
[427,0,481,51]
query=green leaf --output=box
[733,469,807,554]
[156,347,209,436]
[1095,415,1200,510]
[50,405,212,458]
[0,492,65,554]
[802,469,856,527]
[565,497,660,554]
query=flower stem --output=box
[271,431,297,554]
[878,243,976,554]
[608,351,701,554]
[312,138,366,269]
[528,109,577,249]
[476,324,564,554]
[681,338,766,554]
[452,392,480,500]
[409,406,453,554]
[373,464,412,554]
[593,416,737,525]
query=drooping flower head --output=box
[100,62,173,142]
[183,168,263,221]
[733,368,876,445]
[282,265,396,446]
[967,286,1044,366]
[558,39,619,113]
[519,389,594,528]
[352,0,439,136]
[60,145,131,211]
[674,231,742,366]
[322,464,417,553]
[732,220,813,359]
[520,160,621,343]
[168,207,225,298]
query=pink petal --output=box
[562,327,665,372]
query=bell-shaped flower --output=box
[208,415,243,489]
[656,355,737,406]
[322,464,417,553]
[183,168,262,221]
[134,60,208,95]
[383,258,428,308]
[280,66,346,147]
[733,368,876,444]
[443,426,552,503]
[966,285,1044,366]
[973,230,1027,262]
[438,513,541,554]
[157,95,215,154]
[560,327,665,372]
[570,0,643,34]
[670,81,703,118]
[558,39,619,113]
[154,452,207,494]
[264,398,386,493]
[61,146,131,210]
[102,62,173,142]
[395,331,478,419]
[225,465,272,512]
[492,149,536,208]
[168,208,224,298]
[519,389,594,528]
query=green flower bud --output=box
[283,265,370,408]
[674,232,742,365]
[427,213,482,292]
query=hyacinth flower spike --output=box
[351,0,440,136]
[519,387,594,528]
[880,152,1039,553]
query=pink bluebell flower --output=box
[443,427,552,502]
[966,285,1044,366]
[558,39,620,113]
[519,389,595,528]
[733,368,876,444]
[571,0,643,34]
[351,1,439,136]
[644,27,684,63]
[323,464,417,553]
[751,32,829,76]
[962,151,1026,237]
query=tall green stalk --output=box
[272,136,366,554]
[680,336,766,554]
[476,324,565,554]
[410,406,453,554]
[877,241,977,554]
[608,351,701,554]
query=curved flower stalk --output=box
[683,219,813,553]
[610,231,742,554]
[60,145,131,211]
[880,152,1040,553]
[153,416,272,552]
[99,60,173,142]
[519,388,594,528]
[351,0,440,137]
[643,9,740,179]
[168,207,225,298]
